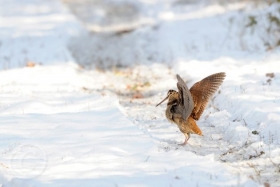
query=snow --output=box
[0,0,279,186]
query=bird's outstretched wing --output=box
[190,72,226,120]
[175,74,194,121]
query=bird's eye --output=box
[167,90,173,95]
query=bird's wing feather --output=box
[190,72,226,120]
[175,74,194,121]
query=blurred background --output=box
[1,0,280,70]
[61,0,280,69]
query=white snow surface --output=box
[0,0,279,186]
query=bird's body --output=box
[156,72,226,145]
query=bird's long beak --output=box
[156,95,169,107]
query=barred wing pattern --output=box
[190,72,226,120]
[175,74,194,121]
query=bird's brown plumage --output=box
[156,72,226,145]
[190,72,226,120]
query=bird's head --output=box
[156,90,178,107]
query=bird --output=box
[156,72,226,145]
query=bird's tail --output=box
[188,117,203,136]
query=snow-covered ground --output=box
[0,0,279,186]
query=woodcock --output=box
[156,72,226,145]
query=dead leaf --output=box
[26,61,36,67]
[264,182,270,187]
[265,73,275,78]
[132,92,143,99]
